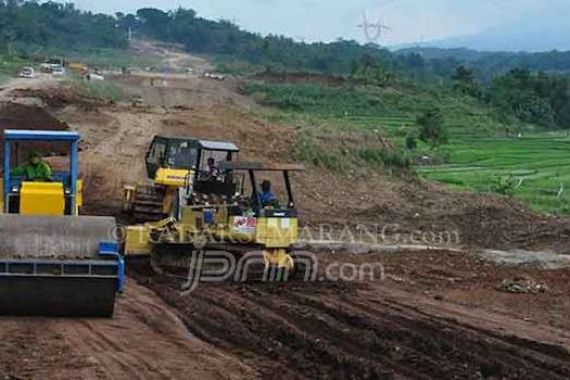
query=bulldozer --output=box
[124,160,310,281]
[0,129,124,317]
[123,135,239,222]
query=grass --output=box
[66,48,160,70]
[66,77,125,102]
[244,81,511,137]
[0,73,10,85]
[418,133,570,214]
[245,80,570,215]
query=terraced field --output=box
[419,133,570,214]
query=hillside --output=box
[395,47,570,79]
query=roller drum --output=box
[0,214,117,259]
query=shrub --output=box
[67,78,124,102]
[357,148,410,171]
[417,108,449,147]
[492,175,517,196]
[405,135,417,150]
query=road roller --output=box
[0,129,124,317]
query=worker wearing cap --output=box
[12,151,53,182]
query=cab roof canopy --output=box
[198,140,239,152]
[218,161,305,172]
[155,136,239,152]
[4,129,80,142]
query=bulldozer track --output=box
[131,185,167,222]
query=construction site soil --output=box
[130,255,570,380]
[2,57,570,379]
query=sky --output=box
[71,0,569,48]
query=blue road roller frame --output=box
[3,129,80,214]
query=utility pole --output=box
[358,10,391,44]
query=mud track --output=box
[0,281,254,379]
[131,261,570,380]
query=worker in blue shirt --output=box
[259,180,276,206]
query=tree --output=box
[136,8,170,39]
[0,1,127,52]
[452,65,479,96]
[405,135,417,150]
[417,108,448,147]
[487,69,569,129]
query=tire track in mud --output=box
[0,318,99,379]
[55,281,256,380]
[131,262,570,380]
[0,281,257,380]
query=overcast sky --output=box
[71,0,568,46]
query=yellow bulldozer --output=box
[124,156,310,281]
[123,135,240,222]
[0,129,124,317]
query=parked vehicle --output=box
[52,65,66,77]
[19,67,36,78]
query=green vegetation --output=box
[0,1,138,76]
[66,78,124,102]
[243,82,388,116]
[295,129,411,175]
[418,134,570,214]
[488,69,570,129]
[117,6,569,80]
[417,108,449,147]
[0,1,126,54]
[295,131,345,173]
[397,47,570,81]
[243,80,507,136]
[246,77,570,215]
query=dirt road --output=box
[130,251,570,380]
[0,281,255,379]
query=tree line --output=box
[452,65,570,129]
[0,1,126,53]
[1,2,568,129]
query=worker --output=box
[12,151,53,182]
[206,157,219,177]
[259,180,277,206]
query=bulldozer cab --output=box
[145,136,239,180]
[217,162,304,217]
[2,129,82,216]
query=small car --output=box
[52,66,66,77]
[19,67,36,78]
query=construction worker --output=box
[259,180,277,206]
[206,157,219,177]
[12,151,53,182]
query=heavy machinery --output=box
[0,129,124,317]
[124,161,309,281]
[124,136,239,222]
